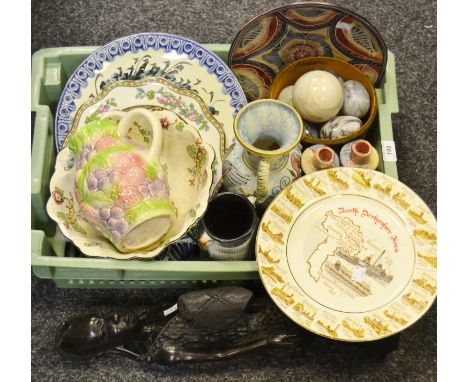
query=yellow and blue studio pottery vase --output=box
[222,99,303,204]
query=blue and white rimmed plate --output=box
[55,33,247,151]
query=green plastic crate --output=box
[31,45,399,288]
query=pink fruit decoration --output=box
[79,201,99,224]
[94,135,119,152]
[113,155,132,173]
[112,152,144,172]
[125,166,146,186]
[117,185,141,207]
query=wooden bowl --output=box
[270,57,377,146]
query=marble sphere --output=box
[320,116,362,140]
[292,70,344,123]
[277,85,294,107]
[323,70,344,86]
[303,120,320,139]
[341,80,370,118]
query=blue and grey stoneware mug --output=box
[199,192,258,260]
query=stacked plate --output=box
[256,168,437,341]
[228,2,387,100]
[48,33,248,260]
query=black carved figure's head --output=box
[56,312,142,358]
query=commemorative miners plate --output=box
[229,2,387,100]
[256,168,436,342]
[55,32,247,151]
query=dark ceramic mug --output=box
[199,192,258,260]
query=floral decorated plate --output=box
[47,112,215,260]
[256,168,436,341]
[228,2,387,100]
[62,77,224,195]
[55,32,247,151]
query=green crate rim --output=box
[31,45,399,287]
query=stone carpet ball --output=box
[341,80,371,118]
[292,70,343,123]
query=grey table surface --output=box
[31,0,436,381]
